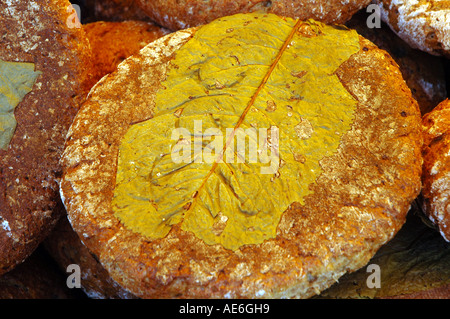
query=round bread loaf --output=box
[422,99,450,242]
[374,0,450,58]
[60,13,422,298]
[0,0,94,275]
[135,0,372,30]
[84,20,171,83]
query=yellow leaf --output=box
[112,13,360,250]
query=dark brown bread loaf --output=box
[77,0,154,23]
[0,0,94,275]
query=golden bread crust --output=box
[60,21,422,298]
[317,210,450,299]
[422,99,450,242]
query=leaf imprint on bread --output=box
[112,13,360,250]
[0,60,41,150]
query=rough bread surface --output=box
[375,0,450,57]
[346,11,448,115]
[135,0,372,30]
[60,21,422,298]
[0,0,93,275]
[422,99,450,242]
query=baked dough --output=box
[317,210,450,299]
[0,0,93,275]
[60,14,422,298]
[375,0,450,57]
[135,0,372,30]
[422,99,450,242]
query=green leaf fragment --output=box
[112,13,361,250]
[0,59,41,150]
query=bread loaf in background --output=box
[374,0,450,58]
[134,0,372,30]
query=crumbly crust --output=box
[346,11,448,115]
[60,24,422,298]
[0,0,94,275]
[135,0,372,30]
[422,99,450,242]
[375,0,450,57]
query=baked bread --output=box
[0,0,93,275]
[135,0,372,30]
[346,11,448,115]
[374,0,450,58]
[60,13,422,298]
[84,20,171,83]
[422,99,450,242]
